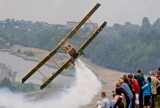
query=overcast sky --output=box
[0,0,159,26]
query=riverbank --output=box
[1,45,76,77]
[0,45,128,108]
[1,45,67,68]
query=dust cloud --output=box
[0,59,101,108]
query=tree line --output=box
[0,17,160,74]
[0,63,36,92]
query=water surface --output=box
[0,51,73,84]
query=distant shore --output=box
[1,45,78,78]
[0,45,128,108]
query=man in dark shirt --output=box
[116,82,130,108]
[134,70,145,108]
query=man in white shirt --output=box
[101,92,110,108]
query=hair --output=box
[158,67,160,71]
[157,70,160,75]
[101,92,106,98]
[116,88,122,95]
[147,77,151,83]
[119,78,124,84]
[128,74,133,79]
[123,74,127,79]
[137,69,142,73]
[123,75,133,90]
[116,82,121,88]
[150,71,154,76]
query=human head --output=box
[123,74,127,79]
[158,67,160,71]
[119,78,124,84]
[116,82,121,88]
[157,70,160,76]
[149,71,154,76]
[116,88,122,95]
[147,77,151,83]
[137,69,142,75]
[128,73,133,79]
[157,67,160,75]
[101,92,106,98]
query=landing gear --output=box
[79,51,85,56]
[70,58,75,65]
[70,53,78,65]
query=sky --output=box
[0,0,160,26]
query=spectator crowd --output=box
[96,68,160,108]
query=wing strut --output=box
[40,58,72,89]
[78,21,107,52]
[22,3,101,83]
[40,21,107,89]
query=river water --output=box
[0,51,74,85]
[0,58,101,108]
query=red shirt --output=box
[131,78,140,93]
[156,75,160,88]
[157,75,160,80]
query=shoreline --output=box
[0,45,128,108]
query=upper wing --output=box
[78,21,107,53]
[22,3,101,84]
[39,21,107,89]
[40,58,72,89]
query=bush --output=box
[0,77,36,92]
[23,51,34,56]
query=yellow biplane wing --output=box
[22,3,101,84]
[40,21,107,89]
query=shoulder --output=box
[149,82,152,85]
[134,75,140,80]
[102,98,109,103]
[134,75,138,78]
[101,98,110,107]
[139,75,145,80]
[151,76,159,81]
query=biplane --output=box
[22,3,107,89]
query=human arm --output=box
[156,79,160,88]
[142,84,148,90]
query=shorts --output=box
[143,95,151,106]
[135,93,139,104]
